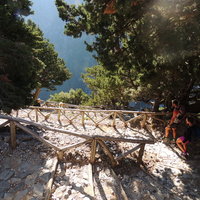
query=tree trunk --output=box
[33,88,41,101]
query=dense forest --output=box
[0,0,200,113]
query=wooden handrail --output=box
[29,106,167,115]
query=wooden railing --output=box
[1,105,199,199]
[14,106,168,130]
[2,106,199,164]
[0,114,154,166]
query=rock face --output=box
[1,112,200,200]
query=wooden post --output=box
[16,110,19,117]
[15,122,61,151]
[97,139,117,166]
[90,139,97,164]
[81,111,85,127]
[116,113,128,128]
[45,113,51,121]
[57,109,61,124]
[116,144,142,161]
[57,151,64,161]
[112,112,117,127]
[138,144,145,164]
[110,169,129,200]
[45,158,58,200]
[85,112,99,127]
[87,164,95,197]
[35,108,38,122]
[141,114,147,128]
[10,121,16,149]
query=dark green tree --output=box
[0,0,71,113]
[27,20,71,100]
[0,0,38,113]
[56,0,200,111]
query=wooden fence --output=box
[0,114,154,166]
[2,105,199,167]
[1,104,199,199]
[14,106,168,130]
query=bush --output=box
[49,89,89,105]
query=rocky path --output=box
[0,130,55,200]
[0,112,200,200]
[49,140,200,200]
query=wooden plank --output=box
[85,112,99,127]
[96,112,114,124]
[116,144,142,161]
[35,108,38,122]
[57,151,64,161]
[97,139,117,166]
[45,113,51,121]
[138,144,145,164]
[15,122,61,151]
[10,121,16,149]
[116,112,128,127]
[27,109,33,120]
[62,112,71,123]
[141,114,147,128]
[112,112,117,127]
[0,120,9,128]
[81,111,85,126]
[61,140,90,152]
[37,109,46,119]
[44,157,59,200]
[44,110,57,121]
[127,114,143,123]
[16,110,19,117]
[90,139,97,164]
[70,112,82,122]
[57,109,61,124]
[87,164,95,197]
[0,114,91,140]
[0,114,154,143]
[94,135,154,144]
[29,106,167,115]
[110,168,129,200]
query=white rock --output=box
[83,197,90,200]
[44,159,54,168]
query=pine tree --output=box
[56,0,200,110]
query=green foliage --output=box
[0,0,71,113]
[27,20,72,91]
[0,0,37,113]
[49,89,89,105]
[56,0,200,109]
[82,65,131,108]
